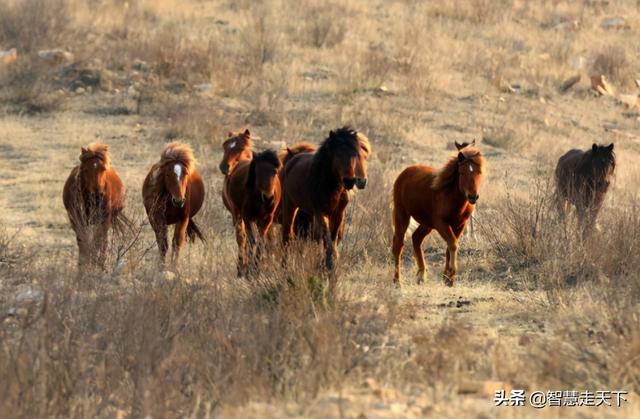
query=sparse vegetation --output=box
[1,0,640,417]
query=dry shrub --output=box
[0,60,67,114]
[591,47,634,87]
[0,0,71,52]
[291,0,347,48]
[0,256,398,417]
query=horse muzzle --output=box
[260,192,275,205]
[172,197,186,208]
[467,194,479,204]
[355,177,367,190]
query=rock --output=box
[38,49,74,65]
[132,59,149,72]
[553,20,578,30]
[194,83,213,92]
[0,48,17,65]
[591,75,615,96]
[617,93,638,109]
[75,87,86,94]
[601,17,628,30]
[560,74,581,92]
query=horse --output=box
[555,143,615,236]
[219,129,254,175]
[281,127,371,271]
[142,142,205,265]
[222,148,282,277]
[278,142,317,237]
[62,143,130,270]
[392,142,485,286]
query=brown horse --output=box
[555,143,615,235]
[219,129,254,175]
[281,127,371,271]
[142,142,205,265]
[222,148,282,277]
[392,142,485,286]
[278,142,316,237]
[62,143,129,269]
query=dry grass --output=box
[1,0,640,417]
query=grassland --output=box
[0,0,639,417]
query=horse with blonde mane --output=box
[62,143,130,269]
[143,142,205,265]
[392,142,485,286]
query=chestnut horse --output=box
[142,142,205,265]
[219,129,254,175]
[392,143,485,286]
[62,143,129,269]
[555,143,615,236]
[222,149,282,277]
[281,127,371,271]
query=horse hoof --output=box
[416,272,426,285]
[442,275,454,287]
[393,277,401,288]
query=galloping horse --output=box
[281,127,371,271]
[555,143,615,236]
[392,142,485,286]
[278,142,316,237]
[62,143,129,269]
[222,148,282,277]
[142,142,205,265]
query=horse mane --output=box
[432,146,484,190]
[279,142,316,167]
[160,142,196,173]
[80,143,111,169]
[247,149,281,189]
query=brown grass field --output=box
[1,0,640,417]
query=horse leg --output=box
[317,214,336,271]
[95,217,111,271]
[171,217,189,266]
[256,215,275,267]
[71,219,90,270]
[330,194,349,244]
[281,195,297,245]
[435,222,458,286]
[411,225,431,284]
[234,218,247,277]
[245,220,258,278]
[392,208,410,285]
[151,219,169,267]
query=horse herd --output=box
[62,126,616,286]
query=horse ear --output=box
[228,131,233,138]
[471,139,476,146]
[592,143,598,153]
[329,130,336,138]
[606,143,614,152]
[243,129,250,137]
[458,152,465,162]
[454,141,463,150]
[81,147,87,154]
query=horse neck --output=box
[79,168,107,194]
[309,153,342,208]
[228,150,252,176]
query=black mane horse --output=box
[555,143,615,235]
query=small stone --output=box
[601,17,627,30]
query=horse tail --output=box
[186,219,206,243]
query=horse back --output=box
[282,153,314,213]
[555,149,584,190]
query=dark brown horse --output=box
[62,143,129,269]
[222,149,282,276]
[555,143,615,235]
[281,127,371,271]
[143,142,205,265]
[392,143,485,286]
[278,142,316,237]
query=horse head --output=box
[457,147,484,204]
[79,144,110,193]
[247,149,281,205]
[327,127,371,190]
[219,129,253,175]
[589,143,615,192]
[162,161,189,208]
